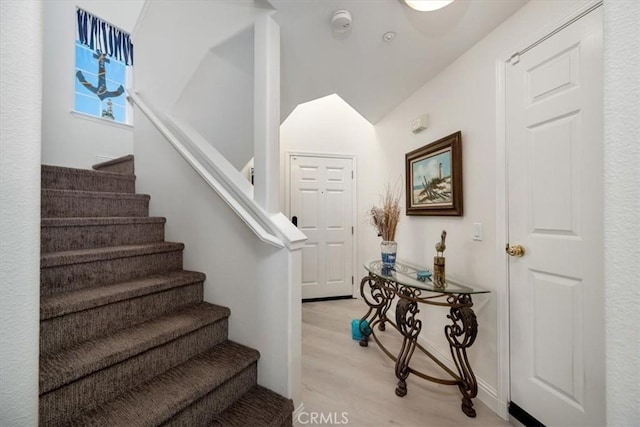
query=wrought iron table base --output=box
[359,274,479,418]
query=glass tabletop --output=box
[364,259,490,295]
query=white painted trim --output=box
[351,157,358,299]
[494,54,510,421]
[494,0,604,420]
[129,90,307,250]
[285,153,292,219]
[287,248,303,406]
[416,336,499,414]
[285,151,359,298]
[287,151,359,160]
[126,65,134,126]
[70,110,133,130]
[130,0,151,42]
[254,14,281,215]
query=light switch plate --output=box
[473,223,482,241]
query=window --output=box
[74,8,133,125]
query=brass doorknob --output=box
[505,244,525,257]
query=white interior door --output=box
[507,7,604,426]
[290,155,354,300]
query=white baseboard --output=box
[416,335,506,418]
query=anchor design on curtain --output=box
[75,7,133,120]
[76,51,124,101]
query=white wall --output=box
[133,0,303,403]
[379,0,591,406]
[134,109,302,403]
[41,0,144,168]
[603,1,640,425]
[173,27,255,171]
[281,1,591,413]
[135,1,271,116]
[280,94,387,281]
[0,1,42,425]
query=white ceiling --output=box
[270,0,528,124]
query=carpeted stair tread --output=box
[43,164,133,179]
[92,154,134,174]
[41,217,167,253]
[40,279,203,355]
[208,385,294,427]
[68,341,259,426]
[42,164,135,193]
[41,242,184,268]
[42,188,149,201]
[41,216,166,227]
[40,302,230,393]
[39,322,231,426]
[42,189,150,218]
[38,160,292,426]
[41,270,206,320]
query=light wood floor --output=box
[300,298,512,427]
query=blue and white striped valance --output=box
[76,8,134,66]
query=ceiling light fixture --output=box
[404,0,454,12]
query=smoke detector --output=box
[332,10,353,33]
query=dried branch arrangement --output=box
[369,182,402,241]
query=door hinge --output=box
[509,52,521,65]
[352,276,354,285]
[351,226,354,235]
[351,171,354,179]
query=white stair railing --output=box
[129,90,305,250]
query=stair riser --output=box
[40,321,228,427]
[41,222,165,252]
[41,283,203,354]
[42,169,135,193]
[41,251,183,296]
[163,364,258,427]
[42,194,148,218]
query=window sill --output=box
[70,110,133,130]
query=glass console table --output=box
[358,260,489,418]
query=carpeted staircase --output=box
[39,156,293,426]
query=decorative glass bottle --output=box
[381,240,398,271]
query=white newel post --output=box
[254,14,281,215]
[254,13,304,406]
[287,248,303,406]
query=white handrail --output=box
[129,90,306,250]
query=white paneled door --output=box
[506,6,604,427]
[290,155,354,300]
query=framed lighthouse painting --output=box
[405,131,463,216]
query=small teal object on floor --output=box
[351,319,370,341]
[417,270,431,281]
